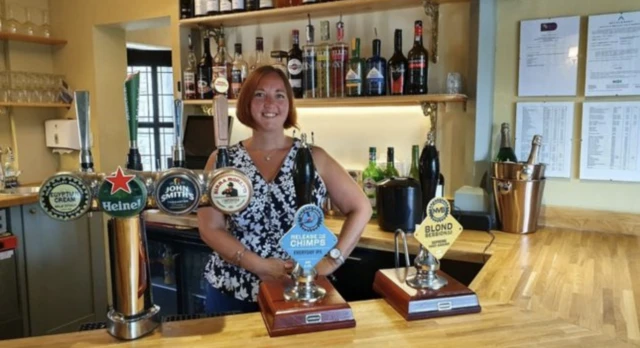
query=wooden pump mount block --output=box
[373,268,481,321]
[258,276,355,337]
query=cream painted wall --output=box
[0,0,59,184]
[494,0,640,213]
[126,26,172,49]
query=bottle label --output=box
[345,69,361,86]
[183,71,196,98]
[366,67,385,94]
[288,58,302,75]
[303,54,317,93]
[409,58,426,70]
[316,51,330,97]
[220,0,232,11]
[259,0,273,7]
[390,65,405,94]
[206,0,219,12]
[212,66,229,94]
[197,77,212,94]
[362,178,377,208]
[366,67,384,79]
[232,0,245,10]
[231,69,242,97]
[195,0,208,15]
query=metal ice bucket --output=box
[492,177,545,234]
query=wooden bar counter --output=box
[3,211,639,347]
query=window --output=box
[126,49,174,171]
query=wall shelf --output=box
[0,32,67,46]
[0,102,72,108]
[179,0,467,28]
[183,94,467,108]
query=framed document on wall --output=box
[518,16,581,96]
[585,11,640,96]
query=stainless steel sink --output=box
[0,186,40,196]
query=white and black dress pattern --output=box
[204,138,328,302]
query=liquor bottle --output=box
[365,31,386,96]
[495,122,517,162]
[213,36,231,97]
[180,0,193,18]
[384,147,399,178]
[419,133,439,216]
[316,20,332,98]
[303,15,317,99]
[345,38,364,97]
[232,0,246,12]
[407,20,429,95]
[330,17,348,98]
[196,36,214,99]
[194,0,207,17]
[206,0,220,15]
[183,34,197,100]
[250,37,265,73]
[288,30,304,98]
[409,144,420,182]
[362,147,384,217]
[220,0,232,13]
[526,135,543,165]
[246,0,259,11]
[231,43,248,99]
[259,0,274,9]
[388,29,408,95]
[271,50,288,75]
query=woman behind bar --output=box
[197,65,372,313]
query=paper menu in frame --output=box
[518,16,580,97]
[515,102,574,178]
[580,102,640,182]
[585,11,640,97]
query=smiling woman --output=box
[196,65,372,315]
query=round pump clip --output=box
[154,168,203,215]
[206,167,253,214]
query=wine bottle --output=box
[362,147,384,217]
[526,135,543,165]
[303,14,317,99]
[288,30,304,98]
[345,38,364,97]
[419,133,439,216]
[197,36,214,99]
[183,34,197,100]
[365,31,386,96]
[407,20,429,95]
[495,122,517,162]
[388,29,408,95]
[384,147,399,178]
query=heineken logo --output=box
[155,171,201,215]
[98,166,147,218]
[39,174,92,221]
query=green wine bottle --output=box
[495,122,518,162]
[362,147,384,217]
[384,147,400,178]
[409,145,420,181]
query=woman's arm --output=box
[311,146,372,276]
[197,151,293,281]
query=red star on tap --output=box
[105,166,136,195]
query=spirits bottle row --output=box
[182,17,429,100]
[180,0,343,19]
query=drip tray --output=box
[77,311,242,331]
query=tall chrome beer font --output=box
[38,77,253,340]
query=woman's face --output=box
[250,73,290,132]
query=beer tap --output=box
[171,100,186,169]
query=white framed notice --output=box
[518,16,580,97]
[515,102,574,178]
[585,11,640,96]
[580,102,640,182]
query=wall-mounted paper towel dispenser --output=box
[45,119,81,150]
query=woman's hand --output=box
[254,257,295,281]
[315,257,340,277]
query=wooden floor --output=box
[3,213,639,347]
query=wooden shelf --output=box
[179,0,467,28]
[0,32,67,45]
[183,94,467,108]
[0,102,72,108]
